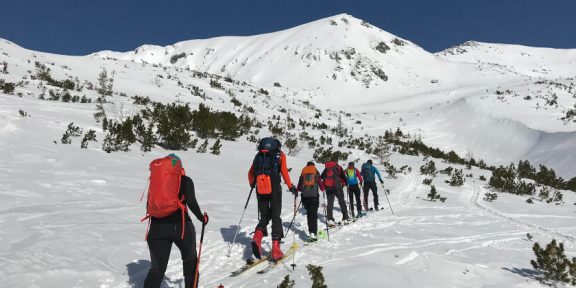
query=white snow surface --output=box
[0,13,576,288]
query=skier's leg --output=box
[144,223,173,288]
[270,177,283,240]
[336,188,349,220]
[363,183,370,210]
[326,190,335,221]
[256,194,271,236]
[348,188,355,218]
[175,221,197,288]
[353,186,362,215]
[302,197,314,234]
[309,197,319,234]
[371,182,379,209]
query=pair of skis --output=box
[229,243,300,276]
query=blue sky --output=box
[0,0,574,55]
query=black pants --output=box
[256,176,283,240]
[326,188,349,221]
[347,184,362,217]
[302,196,319,234]
[144,221,197,288]
[363,181,379,210]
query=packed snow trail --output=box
[120,171,576,288]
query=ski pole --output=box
[284,198,302,236]
[227,187,255,257]
[381,183,394,215]
[323,190,330,241]
[193,212,207,288]
[291,193,297,270]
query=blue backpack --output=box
[361,163,375,182]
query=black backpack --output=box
[257,137,281,154]
[252,137,282,194]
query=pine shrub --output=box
[427,185,446,202]
[80,129,97,149]
[449,169,465,186]
[61,122,82,144]
[530,239,576,285]
[483,192,498,202]
[210,139,222,155]
[420,161,437,176]
[306,264,328,288]
[102,119,136,152]
[197,139,208,153]
[277,275,295,288]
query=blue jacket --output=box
[361,163,382,183]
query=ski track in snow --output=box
[150,174,575,288]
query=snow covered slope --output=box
[88,14,576,177]
[438,41,576,78]
[1,13,576,288]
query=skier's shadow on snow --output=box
[501,267,539,280]
[126,260,150,287]
[282,207,324,241]
[126,260,179,288]
[220,225,253,259]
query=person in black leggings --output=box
[144,175,208,288]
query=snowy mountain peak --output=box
[91,13,439,102]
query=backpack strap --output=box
[178,169,186,239]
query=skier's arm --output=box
[279,152,294,189]
[339,167,347,185]
[297,175,303,192]
[356,168,364,184]
[374,167,383,182]
[317,171,326,191]
[248,164,255,187]
[183,176,204,222]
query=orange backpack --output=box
[301,165,319,198]
[141,154,187,239]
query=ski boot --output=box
[271,239,284,261]
[251,229,264,259]
[307,233,318,242]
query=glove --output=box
[251,182,256,189]
[289,186,298,197]
[202,212,209,225]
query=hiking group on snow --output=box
[140,137,387,288]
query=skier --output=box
[321,159,350,226]
[142,154,209,288]
[345,162,364,219]
[361,159,384,211]
[296,161,326,242]
[248,137,296,261]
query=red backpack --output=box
[323,161,342,190]
[141,155,187,239]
